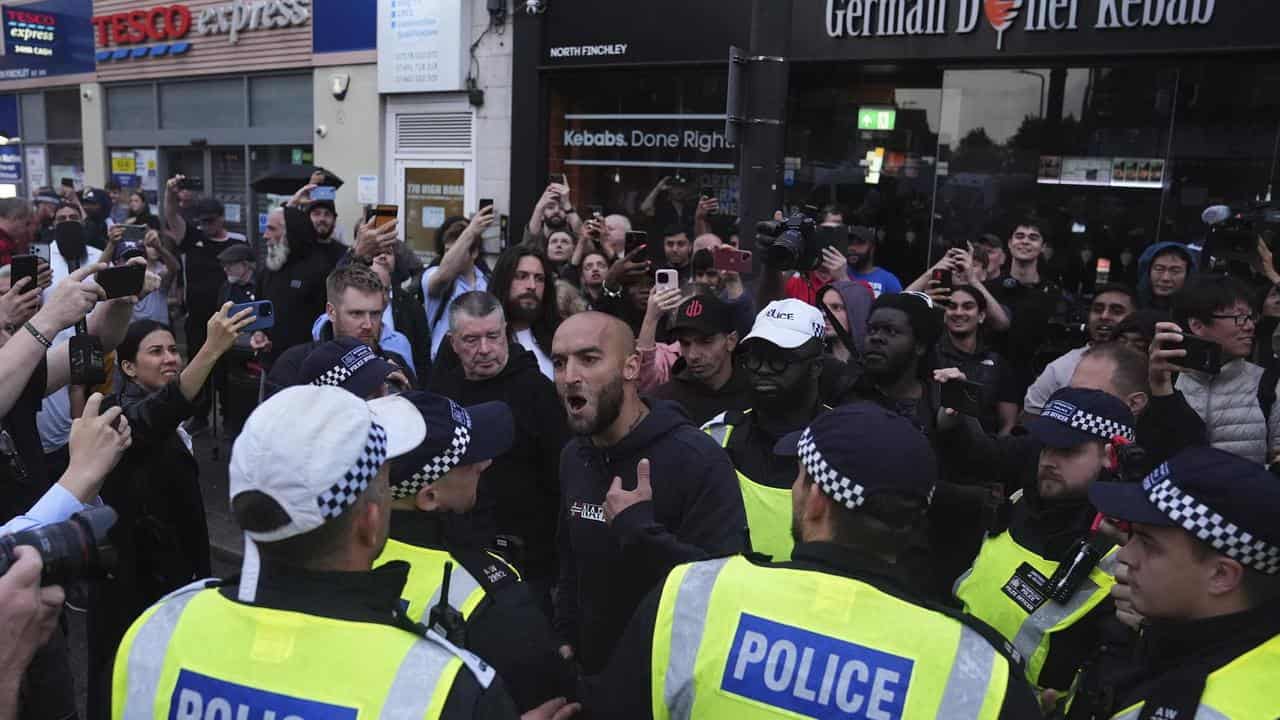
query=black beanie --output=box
[870,292,942,349]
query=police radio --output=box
[55,222,106,386]
[428,562,467,647]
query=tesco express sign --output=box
[93,0,310,48]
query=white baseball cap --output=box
[741,299,825,350]
[229,385,427,543]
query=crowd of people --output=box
[0,172,1277,720]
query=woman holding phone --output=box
[85,303,256,713]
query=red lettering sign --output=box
[91,4,191,47]
[5,10,57,26]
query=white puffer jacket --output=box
[1176,358,1280,464]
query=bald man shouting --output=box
[551,312,746,672]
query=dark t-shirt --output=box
[180,225,246,312]
[984,277,1063,397]
[0,359,49,522]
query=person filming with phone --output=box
[1143,275,1280,465]
[85,303,258,716]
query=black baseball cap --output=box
[217,244,255,265]
[302,338,398,400]
[1090,447,1280,575]
[388,392,514,499]
[1027,387,1135,449]
[669,294,733,337]
[776,402,937,508]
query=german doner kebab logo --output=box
[985,0,1022,50]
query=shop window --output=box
[1162,61,1280,246]
[48,145,84,188]
[249,145,313,245]
[45,90,81,141]
[108,85,156,131]
[547,67,737,239]
[935,65,1177,291]
[20,93,43,143]
[160,79,245,130]
[249,75,312,129]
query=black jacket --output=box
[388,511,574,711]
[427,346,569,584]
[554,398,746,672]
[648,362,752,427]
[257,207,331,360]
[391,283,432,386]
[213,561,521,719]
[92,380,208,710]
[580,542,1044,720]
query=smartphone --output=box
[229,300,275,333]
[940,379,986,417]
[478,198,494,213]
[1095,258,1112,286]
[1175,334,1223,375]
[373,204,398,229]
[311,186,336,201]
[60,178,75,189]
[625,230,648,255]
[9,254,37,292]
[95,264,146,299]
[548,172,567,187]
[121,224,148,243]
[816,224,850,257]
[655,269,678,293]
[932,268,954,289]
[700,186,715,200]
[178,176,202,191]
[713,245,753,273]
[587,204,604,219]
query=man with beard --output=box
[948,387,1135,697]
[857,292,941,429]
[551,312,745,673]
[649,293,749,426]
[846,224,902,298]
[1025,284,1136,415]
[932,285,1019,435]
[577,403,1042,720]
[250,206,332,364]
[660,226,693,284]
[491,246,558,379]
[428,291,570,609]
[306,194,346,268]
[702,299,827,561]
[524,180,579,246]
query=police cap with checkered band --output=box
[1026,387,1135,449]
[773,402,938,509]
[387,392,515,499]
[1090,447,1280,575]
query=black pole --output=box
[736,0,792,272]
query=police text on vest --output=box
[170,670,358,720]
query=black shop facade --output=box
[510,0,1280,280]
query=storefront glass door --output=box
[394,159,471,256]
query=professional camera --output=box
[756,211,819,271]
[0,506,117,586]
[1201,203,1280,277]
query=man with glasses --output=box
[703,299,828,561]
[1146,275,1280,464]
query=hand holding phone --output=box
[655,269,679,293]
[9,255,38,295]
[1173,334,1223,375]
[932,268,954,289]
[940,378,986,417]
[625,230,648,256]
[229,300,275,333]
[311,186,336,202]
[712,245,752,273]
[95,264,147,300]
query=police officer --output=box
[953,387,1134,695]
[111,386,576,720]
[374,391,575,712]
[703,299,828,560]
[581,402,1042,719]
[1070,447,1280,719]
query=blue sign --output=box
[168,670,358,720]
[721,613,914,719]
[0,1,95,83]
[0,147,21,183]
[313,0,376,53]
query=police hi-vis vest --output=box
[953,530,1118,689]
[112,582,492,720]
[376,539,493,623]
[1105,634,1280,720]
[704,411,794,561]
[652,556,1015,720]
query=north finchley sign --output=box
[823,0,1216,50]
[548,43,628,59]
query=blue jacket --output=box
[1137,241,1198,309]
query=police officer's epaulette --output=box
[450,547,522,595]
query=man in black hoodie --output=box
[250,206,330,361]
[428,291,569,607]
[551,311,746,673]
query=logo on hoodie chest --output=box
[569,500,606,523]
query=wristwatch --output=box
[601,283,623,299]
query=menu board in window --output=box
[403,167,465,253]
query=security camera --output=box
[330,73,350,101]
[524,0,545,14]
[315,125,328,138]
